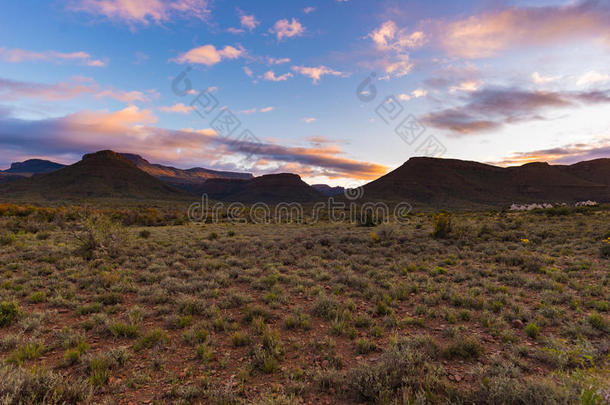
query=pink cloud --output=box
[68,0,210,26]
[173,44,245,66]
[263,70,293,82]
[270,18,305,41]
[291,65,346,84]
[158,103,195,114]
[0,76,157,104]
[0,47,106,67]
[438,1,610,58]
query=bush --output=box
[346,335,448,402]
[134,329,168,351]
[28,292,46,303]
[0,232,16,246]
[445,336,484,359]
[0,365,92,403]
[230,331,250,347]
[138,229,151,239]
[109,322,140,338]
[0,301,19,327]
[525,323,539,339]
[432,213,452,238]
[312,295,341,320]
[74,215,127,259]
[355,338,376,354]
[7,342,45,365]
[196,344,214,362]
[587,313,607,331]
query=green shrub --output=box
[346,335,446,402]
[0,301,19,327]
[138,230,151,239]
[109,322,139,338]
[0,365,92,403]
[28,292,46,303]
[525,323,539,339]
[355,338,376,354]
[196,344,214,363]
[312,295,341,320]
[587,313,607,331]
[7,342,45,365]
[445,336,484,359]
[432,213,452,238]
[134,329,168,351]
[0,232,16,246]
[230,331,250,347]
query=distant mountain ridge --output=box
[362,157,610,207]
[119,153,253,186]
[312,184,345,197]
[1,151,609,207]
[189,173,323,202]
[1,151,187,200]
[3,159,66,176]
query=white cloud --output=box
[449,80,481,93]
[303,7,315,14]
[173,44,245,66]
[369,21,425,52]
[238,106,275,114]
[366,21,424,78]
[263,70,293,82]
[243,66,254,77]
[158,103,195,114]
[411,88,428,98]
[576,70,610,86]
[95,89,158,103]
[302,117,316,123]
[531,72,560,84]
[291,65,345,84]
[383,54,413,77]
[270,18,305,41]
[398,94,411,101]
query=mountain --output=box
[191,173,323,202]
[120,153,253,187]
[1,150,187,200]
[362,157,610,207]
[3,159,66,176]
[0,172,24,184]
[312,184,345,197]
[561,158,610,186]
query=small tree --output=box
[74,215,127,259]
[432,213,452,238]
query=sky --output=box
[0,0,609,186]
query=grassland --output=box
[0,203,608,404]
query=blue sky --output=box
[1,0,609,186]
